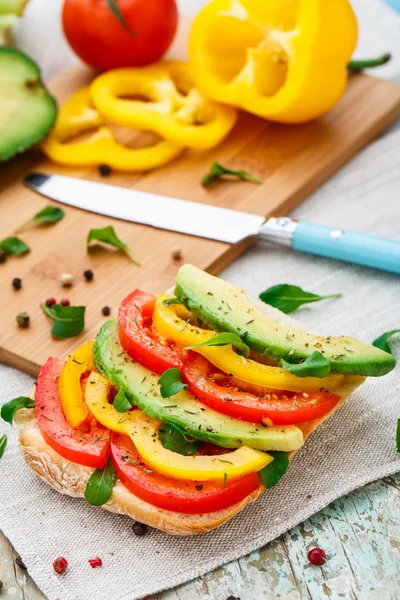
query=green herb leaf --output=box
[158,368,188,398]
[372,330,400,355]
[105,0,136,35]
[348,53,391,72]
[158,422,202,456]
[162,298,182,307]
[259,284,342,314]
[202,162,262,188]
[15,206,65,232]
[113,389,132,413]
[88,225,141,266]
[397,419,400,453]
[281,351,330,378]
[84,457,116,506]
[186,332,250,358]
[0,434,7,459]
[259,451,289,488]
[1,396,35,424]
[41,303,85,338]
[0,236,30,256]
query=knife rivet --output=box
[330,229,344,239]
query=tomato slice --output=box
[111,432,260,514]
[118,290,186,374]
[35,357,111,468]
[183,354,341,425]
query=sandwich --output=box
[5,265,394,535]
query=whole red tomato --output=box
[62,0,178,72]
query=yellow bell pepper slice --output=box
[153,294,344,394]
[189,0,358,123]
[90,61,237,149]
[58,341,96,427]
[84,373,272,482]
[41,87,184,172]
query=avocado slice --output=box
[0,48,57,161]
[174,265,395,377]
[94,320,304,452]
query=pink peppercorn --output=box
[53,557,68,574]
[45,297,57,307]
[60,298,70,307]
[88,557,102,568]
[307,548,327,566]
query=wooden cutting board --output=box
[1,19,400,376]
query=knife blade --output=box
[25,173,400,275]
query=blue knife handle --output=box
[292,221,400,274]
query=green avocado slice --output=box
[0,48,57,162]
[94,320,304,453]
[174,264,395,377]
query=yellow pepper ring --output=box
[58,341,96,428]
[90,61,238,149]
[41,87,184,172]
[189,0,358,123]
[84,372,272,482]
[153,293,344,394]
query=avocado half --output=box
[174,264,396,378]
[0,47,57,162]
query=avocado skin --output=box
[93,320,303,452]
[174,265,395,378]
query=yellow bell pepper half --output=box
[189,0,358,123]
[153,294,344,394]
[58,341,96,427]
[84,372,272,482]
[41,87,184,172]
[90,61,237,149]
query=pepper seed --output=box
[171,246,182,260]
[16,312,30,328]
[0,250,7,264]
[83,269,94,282]
[60,273,73,287]
[132,521,148,536]
[101,306,111,316]
[12,277,22,290]
[98,164,112,177]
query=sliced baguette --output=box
[14,298,364,535]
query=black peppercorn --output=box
[0,250,7,264]
[16,312,30,328]
[15,555,27,570]
[84,269,94,282]
[132,521,148,536]
[101,306,111,316]
[98,164,112,177]
[12,277,22,290]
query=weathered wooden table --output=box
[1,473,399,599]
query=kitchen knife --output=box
[25,173,400,275]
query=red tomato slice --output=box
[183,354,341,425]
[119,289,186,374]
[35,357,111,469]
[111,432,260,514]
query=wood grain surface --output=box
[1,11,400,376]
[1,473,398,600]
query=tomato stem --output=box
[348,53,391,72]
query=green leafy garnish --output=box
[281,351,330,378]
[162,298,182,307]
[106,0,136,35]
[186,332,250,358]
[158,422,202,456]
[397,419,400,453]
[259,284,341,315]
[348,53,391,72]
[88,225,141,266]
[41,303,85,338]
[259,452,289,488]
[158,368,188,398]
[0,236,30,256]
[113,389,132,413]
[15,205,65,232]
[0,434,7,459]
[1,396,35,424]
[84,457,116,506]
[202,162,262,188]
[372,330,400,355]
